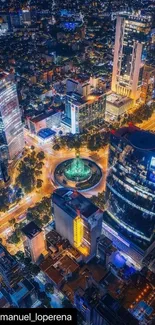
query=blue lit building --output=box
[103,126,155,267]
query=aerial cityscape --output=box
[0,0,155,323]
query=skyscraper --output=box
[103,126,155,266]
[52,188,103,262]
[112,13,151,101]
[0,73,24,160]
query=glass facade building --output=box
[106,126,155,241]
[103,126,155,266]
[112,13,152,101]
[0,74,24,160]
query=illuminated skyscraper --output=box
[103,126,155,267]
[52,188,103,262]
[112,13,151,101]
[0,73,24,160]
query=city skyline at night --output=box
[0,0,154,324]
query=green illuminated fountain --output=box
[64,151,91,182]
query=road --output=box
[0,129,108,238]
[137,113,155,131]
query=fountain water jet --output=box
[64,152,91,182]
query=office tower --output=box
[22,222,46,263]
[0,73,24,160]
[103,126,155,267]
[52,189,103,262]
[112,13,151,101]
[64,92,106,134]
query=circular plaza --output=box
[54,153,102,191]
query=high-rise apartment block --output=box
[112,13,151,101]
[22,222,46,263]
[0,72,24,160]
[52,189,103,262]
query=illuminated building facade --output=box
[22,222,46,263]
[105,92,133,121]
[52,189,103,262]
[104,126,155,266]
[112,13,151,101]
[64,92,106,134]
[0,73,24,160]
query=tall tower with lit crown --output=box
[112,13,151,101]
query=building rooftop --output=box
[21,221,42,240]
[106,93,132,107]
[114,126,155,152]
[37,128,56,139]
[62,261,107,303]
[58,254,79,274]
[40,252,79,287]
[45,266,64,286]
[127,130,155,151]
[100,272,124,299]
[11,279,34,303]
[52,188,99,220]
[0,291,10,308]
[0,244,19,276]
[67,92,104,106]
[30,109,59,123]
[95,294,139,325]
[76,284,101,308]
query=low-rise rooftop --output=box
[106,93,132,107]
[30,109,60,123]
[52,189,99,220]
[21,221,42,240]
